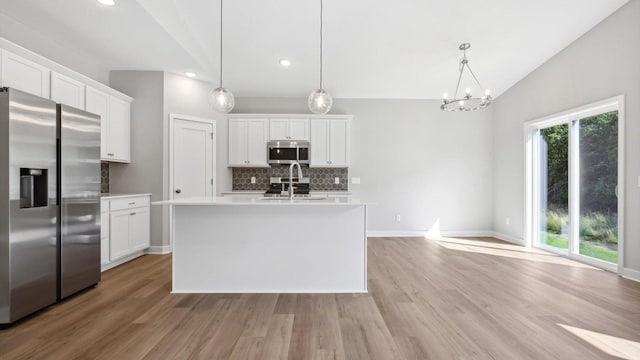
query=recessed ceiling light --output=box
[185,72,196,78]
[97,0,115,6]
[279,59,291,67]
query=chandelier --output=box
[441,43,492,112]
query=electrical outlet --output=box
[395,214,401,222]
[251,177,256,184]
[351,177,361,184]
[505,217,510,225]
[334,177,340,184]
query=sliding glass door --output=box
[528,99,622,271]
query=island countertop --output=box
[153,196,368,206]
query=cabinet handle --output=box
[108,153,115,156]
[128,202,136,205]
[130,212,136,216]
[175,189,182,194]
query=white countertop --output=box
[153,196,367,206]
[101,193,152,200]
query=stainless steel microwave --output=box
[267,140,310,165]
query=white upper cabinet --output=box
[85,86,110,159]
[51,71,85,108]
[0,49,50,98]
[107,97,131,163]
[86,87,131,163]
[228,118,268,167]
[269,118,309,140]
[310,118,350,167]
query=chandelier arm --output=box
[453,63,464,100]
[319,0,323,90]
[464,63,485,92]
[219,0,224,88]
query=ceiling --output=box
[0,0,629,99]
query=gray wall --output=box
[234,98,494,234]
[109,71,165,247]
[492,0,640,272]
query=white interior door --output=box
[173,118,215,199]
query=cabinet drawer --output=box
[110,196,149,211]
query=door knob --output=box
[175,189,182,194]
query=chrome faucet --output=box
[288,161,303,199]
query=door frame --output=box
[168,113,216,251]
[524,95,625,273]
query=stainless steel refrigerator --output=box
[0,88,101,326]
[57,103,101,300]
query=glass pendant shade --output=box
[208,87,235,113]
[308,89,333,114]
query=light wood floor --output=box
[2,237,640,359]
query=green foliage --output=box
[540,110,618,212]
[545,209,617,244]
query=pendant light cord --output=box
[319,0,323,90]
[219,0,224,88]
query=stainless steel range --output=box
[264,177,310,197]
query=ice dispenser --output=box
[20,168,48,208]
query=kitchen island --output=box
[154,196,368,293]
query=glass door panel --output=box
[539,124,569,250]
[577,111,618,263]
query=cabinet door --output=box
[100,210,110,266]
[228,119,248,166]
[269,119,289,140]
[130,206,150,252]
[246,119,268,166]
[110,210,131,261]
[288,119,309,140]
[85,87,110,159]
[329,119,350,166]
[310,119,330,167]
[1,50,50,98]
[51,71,85,108]
[108,97,131,163]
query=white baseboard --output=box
[145,245,172,254]
[101,251,145,272]
[367,230,427,237]
[440,230,495,238]
[490,231,525,246]
[622,267,640,283]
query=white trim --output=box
[622,268,640,283]
[491,231,526,245]
[100,251,145,272]
[145,245,172,255]
[168,113,216,253]
[366,230,521,243]
[171,289,368,294]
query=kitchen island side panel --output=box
[172,204,367,293]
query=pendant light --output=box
[441,43,492,112]
[208,0,235,113]
[308,0,332,114]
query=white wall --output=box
[492,0,640,272]
[234,98,494,234]
[0,13,109,84]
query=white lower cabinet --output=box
[101,195,151,271]
[100,200,110,266]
